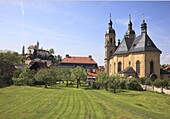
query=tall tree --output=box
[62,68,71,87]
[0,50,24,86]
[34,69,54,88]
[71,66,87,88]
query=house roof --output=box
[98,66,104,70]
[61,56,97,64]
[28,45,37,49]
[114,33,161,55]
[119,67,136,74]
[165,66,170,70]
[160,69,170,74]
[87,72,98,77]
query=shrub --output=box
[126,78,143,91]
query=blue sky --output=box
[0,1,170,65]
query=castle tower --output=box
[125,14,135,39]
[37,40,39,49]
[104,14,116,74]
[22,45,25,56]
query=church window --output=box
[150,61,154,74]
[110,38,112,45]
[118,62,122,72]
[129,61,131,67]
[110,51,112,57]
[114,63,116,74]
[136,61,140,75]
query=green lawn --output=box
[0,85,170,119]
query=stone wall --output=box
[141,85,170,95]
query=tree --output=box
[71,66,87,88]
[97,72,109,90]
[61,68,71,87]
[34,69,54,88]
[13,68,35,86]
[49,48,55,54]
[154,79,169,93]
[126,78,142,91]
[110,75,121,93]
[0,50,25,87]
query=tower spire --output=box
[141,13,147,34]
[128,14,132,30]
[142,13,145,22]
[129,14,131,22]
[110,13,111,20]
[108,13,113,28]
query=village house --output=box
[60,54,98,85]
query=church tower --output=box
[125,15,135,39]
[104,14,116,74]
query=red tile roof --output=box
[61,56,97,64]
[87,72,98,77]
[165,66,170,70]
[98,66,105,70]
[28,45,37,49]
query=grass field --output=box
[0,85,170,119]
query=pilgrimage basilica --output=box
[104,14,162,79]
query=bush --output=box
[119,79,126,89]
[13,68,35,86]
[126,78,143,91]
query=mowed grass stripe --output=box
[0,86,170,119]
[32,89,65,119]
[67,89,83,119]
[86,90,136,118]
[83,89,114,119]
[42,89,67,119]
[80,89,97,119]
[41,89,67,119]
[92,90,167,119]
[57,90,72,119]
[0,86,45,116]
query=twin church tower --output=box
[104,14,161,79]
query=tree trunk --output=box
[113,85,116,94]
[44,84,48,88]
[105,82,108,91]
[152,85,154,91]
[161,87,163,93]
[66,80,68,87]
[77,79,79,88]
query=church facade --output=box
[104,15,162,79]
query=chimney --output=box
[66,54,69,58]
[118,39,121,46]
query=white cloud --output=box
[161,54,170,64]
[115,18,128,27]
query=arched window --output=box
[150,61,154,74]
[118,62,122,72]
[114,63,116,74]
[136,61,140,75]
[129,61,131,67]
[110,51,112,57]
[110,38,112,45]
